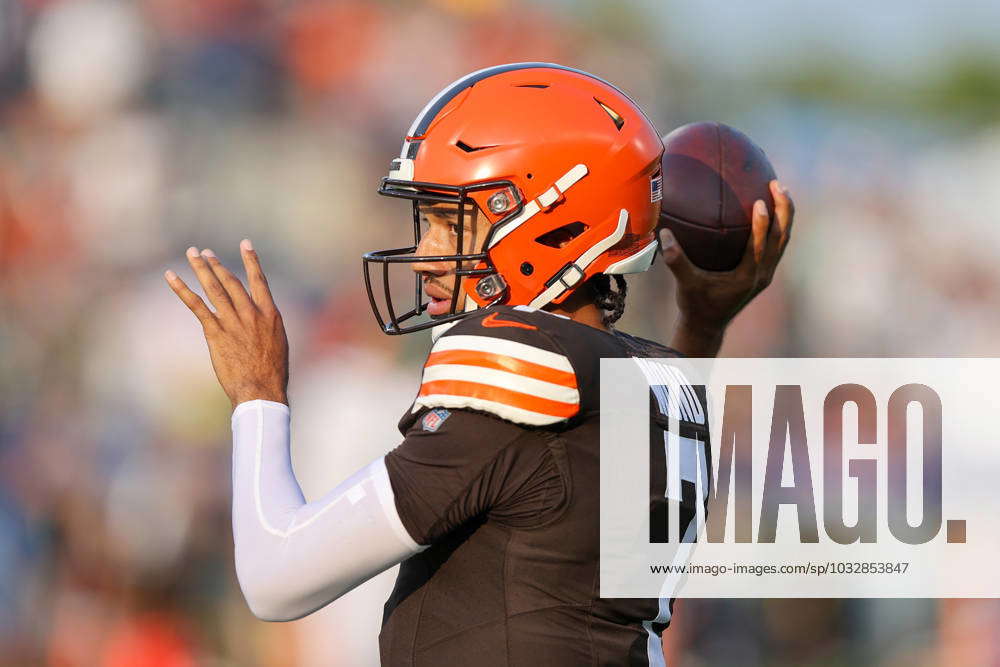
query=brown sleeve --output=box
[384,408,568,546]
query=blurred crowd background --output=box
[2,0,999,664]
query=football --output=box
[658,121,776,271]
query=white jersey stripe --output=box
[643,518,696,666]
[661,434,708,501]
[643,620,666,667]
[413,394,567,426]
[431,334,573,373]
[421,364,580,405]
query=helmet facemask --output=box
[363,176,525,335]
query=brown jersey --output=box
[381,305,709,666]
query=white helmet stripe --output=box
[405,62,626,139]
[399,62,631,160]
[528,208,629,309]
[405,64,499,138]
[487,163,589,248]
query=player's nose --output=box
[411,231,452,276]
[411,262,448,278]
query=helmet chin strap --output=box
[528,208,630,310]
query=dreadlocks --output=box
[588,273,627,327]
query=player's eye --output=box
[417,215,463,243]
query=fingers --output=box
[760,188,784,271]
[659,228,699,284]
[200,247,255,316]
[165,269,218,329]
[770,180,795,259]
[736,199,770,272]
[751,199,770,262]
[240,239,276,311]
[186,246,238,319]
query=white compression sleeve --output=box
[231,400,424,621]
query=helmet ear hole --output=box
[535,221,589,248]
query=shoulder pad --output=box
[413,308,580,427]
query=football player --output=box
[165,63,793,666]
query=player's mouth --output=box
[424,282,455,316]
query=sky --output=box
[590,0,1000,78]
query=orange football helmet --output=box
[363,62,664,334]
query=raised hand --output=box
[165,240,289,409]
[661,180,795,357]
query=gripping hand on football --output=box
[661,180,794,357]
[165,240,289,409]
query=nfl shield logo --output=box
[421,408,451,432]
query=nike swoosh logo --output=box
[482,312,538,330]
